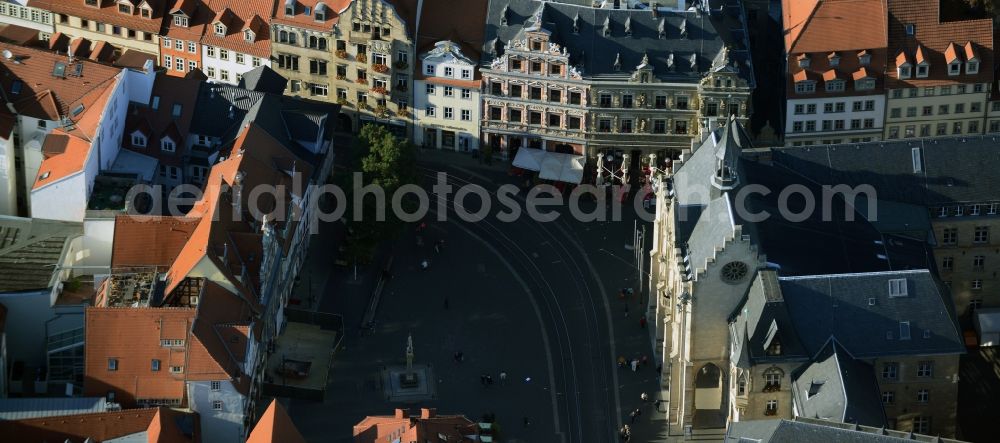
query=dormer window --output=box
[572,14,580,34]
[898,64,911,79]
[85,0,98,7]
[173,15,188,27]
[624,17,632,37]
[658,18,666,39]
[949,61,961,76]
[500,5,509,26]
[825,79,845,92]
[315,3,326,21]
[603,17,611,36]
[859,52,871,66]
[905,24,915,35]
[161,137,176,152]
[797,55,810,69]
[118,2,132,14]
[140,5,151,18]
[916,64,929,78]
[828,53,840,67]
[794,81,816,94]
[132,132,146,147]
[855,78,875,91]
[244,29,254,42]
[285,0,295,16]
[215,23,226,36]
[968,60,979,74]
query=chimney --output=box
[394,409,408,419]
[420,408,436,419]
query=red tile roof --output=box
[0,407,199,443]
[33,129,91,191]
[84,307,197,407]
[0,41,121,120]
[886,0,994,87]
[124,73,201,165]
[353,409,478,443]
[111,215,200,269]
[198,0,275,58]
[29,0,168,35]
[270,0,347,32]
[247,400,306,443]
[782,0,887,54]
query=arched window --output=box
[318,37,327,50]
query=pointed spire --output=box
[637,52,650,70]
[613,53,622,71]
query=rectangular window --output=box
[174,39,183,50]
[164,55,172,69]
[953,121,963,134]
[655,95,666,109]
[163,37,171,48]
[795,104,804,115]
[568,116,581,129]
[622,94,633,108]
[939,104,949,115]
[806,121,816,131]
[942,256,954,270]
[510,84,522,98]
[462,89,471,99]
[937,123,948,136]
[188,42,196,53]
[973,279,984,290]
[211,381,221,391]
[765,400,778,415]
[206,46,215,57]
[890,108,901,118]
[175,58,184,71]
[792,121,803,132]
[882,363,898,380]
[620,119,633,133]
[548,113,561,127]
[974,255,985,271]
[236,53,245,64]
[213,400,223,411]
[675,120,688,134]
[974,226,989,243]
[108,358,118,371]
[914,417,931,434]
[599,119,612,133]
[917,389,929,403]
[219,49,229,60]
[444,107,453,119]
[169,366,184,374]
[461,109,471,121]
[942,228,957,245]
[653,120,666,134]
[444,67,453,77]
[425,84,435,95]
[444,86,454,97]
[549,89,562,103]
[956,103,965,114]
[426,106,436,117]
[529,112,541,125]
[220,70,229,82]
[677,96,690,110]
[151,359,160,371]
[882,391,895,405]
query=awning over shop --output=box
[514,148,585,184]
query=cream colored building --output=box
[38,0,165,58]
[327,0,413,137]
[413,41,480,151]
[883,0,993,140]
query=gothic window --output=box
[720,261,748,283]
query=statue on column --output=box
[405,333,414,370]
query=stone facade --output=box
[931,207,1000,315]
[413,41,481,151]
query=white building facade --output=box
[0,2,54,35]
[413,41,480,152]
[201,44,270,85]
[784,94,886,146]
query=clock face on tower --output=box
[720,261,749,284]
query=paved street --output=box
[285,148,663,442]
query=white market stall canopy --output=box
[513,148,585,184]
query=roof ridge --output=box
[777,268,929,281]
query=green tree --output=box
[342,124,418,262]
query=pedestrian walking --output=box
[443,296,450,310]
[499,371,507,385]
[420,259,430,270]
[641,392,649,403]
[630,359,638,372]
[523,416,530,427]
[634,408,642,420]
[624,304,629,318]
[629,409,638,424]
[454,351,464,363]
[639,315,647,329]
[487,375,494,386]
[617,356,626,368]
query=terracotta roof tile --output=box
[886,0,993,87]
[944,42,961,63]
[852,67,874,80]
[247,400,306,443]
[83,307,197,407]
[198,0,275,58]
[783,0,887,54]
[0,41,121,119]
[33,129,90,191]
[0,407,197,443]
[111,216,199,269]
[353,410,477,443]
[29,0,168,35]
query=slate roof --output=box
[725,417,968,443]
[779,269,965,358]
[482,0,752,83]
[790,339,886,427]
[0,397,108,420]
[0,216,81,292]
[731,271,809,366]
[771,136,1000,206]
[239,65,289,94]
[0,407,198,443]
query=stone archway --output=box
[693,362,726,429]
